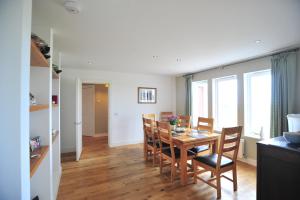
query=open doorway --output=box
[82,83,109,149]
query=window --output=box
[213,76,238,131]
[192,81,208,127]
[244,70,271,139]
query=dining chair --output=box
[190,117,214,155]
[177,115,191,128]
[143,118,159,166]
[160,112,173,122]
[192,126,243,199]
[142,113,156,121]
[156,121,194,183]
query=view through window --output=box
[244,70,271,139]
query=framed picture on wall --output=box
[138,87,157,104]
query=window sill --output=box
[244,134,262,140]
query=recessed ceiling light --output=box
[255,40,262,44]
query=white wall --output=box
[0,0,31,199]
[61,68,176,152]
[176,56,272,161]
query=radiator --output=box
[224,138,244,159]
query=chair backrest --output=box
[142,113,156,121]
[197,117,214,133]
[143,118,155,140]
[217,126,243,169]
[160,112,173,122]
[156,121,172,146]
[177,115,191,128]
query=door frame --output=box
[76,78,112,147]
[75,78,83,161]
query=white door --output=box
[82,85,95,136]
[75,78,82,161]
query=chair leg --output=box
[152,149,156,166]
[171,161,175,183]
[211,171,214,178]
[216,173,221,199]
[233,166,237,191]
[193,160,197,184]
[144,145,147,161]
[159,153,163,175]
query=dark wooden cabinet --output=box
[257,137,300,200]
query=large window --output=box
[244,70,271,139]
[213,75,238,131]
[192,81,208,127]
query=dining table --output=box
[172,130,220,186]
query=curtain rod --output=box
[183,47,299,77]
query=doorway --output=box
[82,83,109,149]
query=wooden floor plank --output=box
[58,136,256,200]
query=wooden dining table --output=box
[172,131,220,186]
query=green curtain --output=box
[271,51,297,137]
[185,74,193,116]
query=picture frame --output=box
[138,87,157,104]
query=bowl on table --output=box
[175,127,186,133]
[283,132,300,144]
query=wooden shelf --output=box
[30,104,49,112]
[30,40,49,67]
[52,70,59,79]
[52,131,59,144]
[30,146,49,178]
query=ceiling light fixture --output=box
[152,56,159,59]
[64,0,81,14]
[87,61,92,65]
[176,58,182,62]
[255,40,262,44]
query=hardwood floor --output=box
[58,136,256,200]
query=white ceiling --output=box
[32,0,300,75]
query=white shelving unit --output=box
[30,25,61,200]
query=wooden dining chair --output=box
[190,117,214,155]
[160,112,173,122]
[193,126,243,199]
[142,113,156,121]
[143,118,160,166]
[177,115,191,128]
[156,121,194,183]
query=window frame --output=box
[191,80,208,127]
[243,69,271,139]
[212,75,238,132]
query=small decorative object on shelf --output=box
[31,33,51,60]
[30,136,41,152]
[30,93,37,105]
[168,115,178,130]
[52,95,58,104]
[52,64,62,74]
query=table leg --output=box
[144,136,147,160]
[180,145,187,185]
[212,139,218,154]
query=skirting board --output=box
[61,147,76,153]
[238,157,257,166]
[109,139,143,147]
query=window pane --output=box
[213,76,237,131]
[244,70,271,139]
[192,81,208,127]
